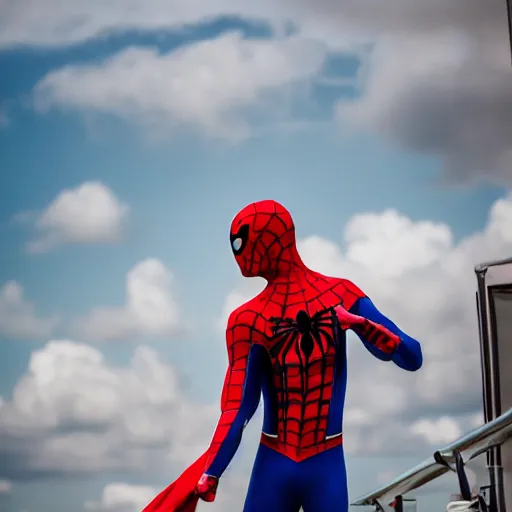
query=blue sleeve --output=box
[349,297,423,372]
[205,343,265,478]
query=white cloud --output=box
[0,479,12,493]
[218,279,265,330]
[12,0,506,183]
[0,340,217,476]
[291,0,505,42]
[410,417,462,446]
[0,0,502,48]
[0,331,258,506]
[85,472,252,512]
[85,483,157,512]
[222,192,512,457]
[0,281,59,339]
[27,181,129,253]
[86,473,252,512]
[0,0,274,48]
[34,32,327,139]
[337,27,512,187]
[74,259,182,342]
[343,209,453,278]
[470,412,484,429]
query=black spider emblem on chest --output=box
[269,308,339,361]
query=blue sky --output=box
[1,5,511,512]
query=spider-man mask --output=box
[230,200,301,279]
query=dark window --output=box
[489,286,512,414]
[489,284,512,510]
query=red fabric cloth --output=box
[142,452,208,512]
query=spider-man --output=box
[143,200,423,512]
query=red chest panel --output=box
[249,274,364,461]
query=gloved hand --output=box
[196,474,218,503]
[334,305,399,355]
[333,304,365,329]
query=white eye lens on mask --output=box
[232,238,242,251]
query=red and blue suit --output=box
[143,200,423,512]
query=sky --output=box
[0,1,512,511]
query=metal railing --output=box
[351,407,512,510]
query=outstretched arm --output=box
[197,309,264,500]
[348,297,422,371]
[142,310,264,512]
[335,280,422,372]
